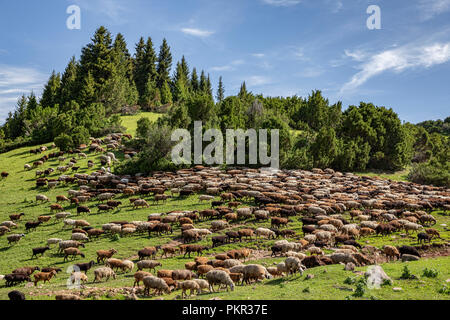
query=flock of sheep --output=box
[1,133,449,300]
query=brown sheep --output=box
[96,248,117,263]
[33,270,57,286]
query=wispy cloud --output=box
[181,28,215,38]
[72,0,128,24]
[261,0,302,7]
[209,60,244,72]
[419,0,450,20]
[341,42,450,93]
[0,65,47,123]
[246,75,272,86]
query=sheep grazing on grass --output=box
[74,261,95,274]
[12,266,40,276]
[330,253,360,266]
[197,265,214,278]
[63,248,85,261]
[206,270,235,292]
[177,280,201,299]
[255,228,277,240]
[285,257,305,276]
[308,247,324,256]
[70,272,88,285]
[7,234,25,245]
[133,271,153,287]
[36,194,49,202]
[93,267,116,283]
[383,245,400,261]
[143,276,171,296]
[71,233,89,242]
[5,274,31,287]
[398,245,421,258]
[58,240,85,253]
[33,270,57,286]
[157,270,173,279]
[55,212,71,221]
[193,279,210,293]
[172,269,197,281]
[241,264,272,285]
[137,260,161,272]
[31,246,50,259]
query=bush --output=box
[422,268,439,278]
[408,162,450,187]
[54,133,73,151]
[400,266,414,280]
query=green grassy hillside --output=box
[0,117,448,300]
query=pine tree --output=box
[60,56,79,106]
[180,56,190,81]
[216,76,225,102]
[199,70,208,93]
[191,68,199,92]
[78,72,96,107]
[40,71,61,108]
[78,26,114,98]
[157,38,172,89]
[160,80,173,105]
[134,37,158,106]
[26,92,39,113]
[113,33,133,80]
[238,81,248,99]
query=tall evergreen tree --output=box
[216,76,225,103]
[238,81,248,99]
[156,38,172,89]
[60,56,79,106]
[134,37,158,106]
[78,26,114,99]
[40,71,61,108]
[190,68,199,92]
[199,70,208,93]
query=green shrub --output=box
[422,268,439,278]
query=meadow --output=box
[0,113,448,300]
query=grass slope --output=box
[120,112,162,135]
[0,118,448,300]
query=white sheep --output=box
[285,257,305,276]
[55,212,71,220]
[255,227,276,239]
[71,233,89,241]
[206,270,235,292]
[93,267,116,283]
[143,276,171,296]
[47,238,63,246]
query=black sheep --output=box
[302,225,316,235]
[8,290,26,301]
[270,244,283,257]
[212,235,228,247]
[74,261,95,274]
[25,221,42,231]
[343,240,362,249]
[31,246,50,258]
[5,274,31,287]
[417,232,432,244]
[398,245,421,257]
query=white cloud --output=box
[341,42,450,93]
[181,28,214,38]
[209,59,244,72]
[344,49,367,62]
[252,53,265,58]
[261,0,302,6]
[246,76,272,86]
[419,0,450,20]
[72,0,128,24]
[0,65,47,123]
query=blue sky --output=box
[0,0,449,124]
